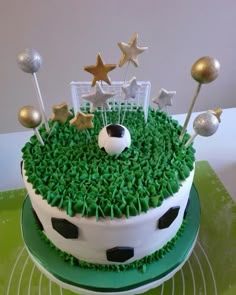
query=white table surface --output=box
[1,108,235,200]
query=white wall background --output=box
[0,0,235,133]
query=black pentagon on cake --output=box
[184,198,190,219]
[106,246,134,262]
[158,206,180,229]
[51,218,79,239]
[32,208,44,231]
[20,160,23,176]
[106,124,125,138]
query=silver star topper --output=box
[82,82,115,112]
[122,77,140,100]
[152,88,176,111]
[118,33,148,67]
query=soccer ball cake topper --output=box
[98,124,131,155]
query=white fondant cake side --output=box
[23,167,194,265]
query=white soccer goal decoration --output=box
[70,81,151,122]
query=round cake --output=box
[17,41,220,294]
[22,108,195,269]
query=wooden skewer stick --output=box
[34,128,45,146]
[118,61,130,124]
[185,133,197,148]
[179,83,202,141]
[32,73,50,133]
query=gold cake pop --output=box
[179,56,220,141]
[18,105,42,128]
[191,56,220,84]
[18,105,44,145]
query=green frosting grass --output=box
[22,108,195,219]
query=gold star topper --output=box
[208,108,223,122]
[118,33,148,67]
[84,53,116,87]
[50,102,72,124]
[70,111,94,131]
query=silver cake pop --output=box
[193,112,220,136]
[17,49,42,74]
[185,109,222,147]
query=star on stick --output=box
[70,111,94,131]
[122,77,140,100]
[50,102,72,123]
[152,88,176,110]
[208,108,223,122]
[118,33,148,67]
[82,82,115,112]
[84,53,116,87]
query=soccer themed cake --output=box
[17,33,222,294]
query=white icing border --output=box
[23,167,194,264]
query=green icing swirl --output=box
[23,108,195,219]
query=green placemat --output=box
[1,161,236,295]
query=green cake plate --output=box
[21,185,200,295]
[2,161,236,295]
